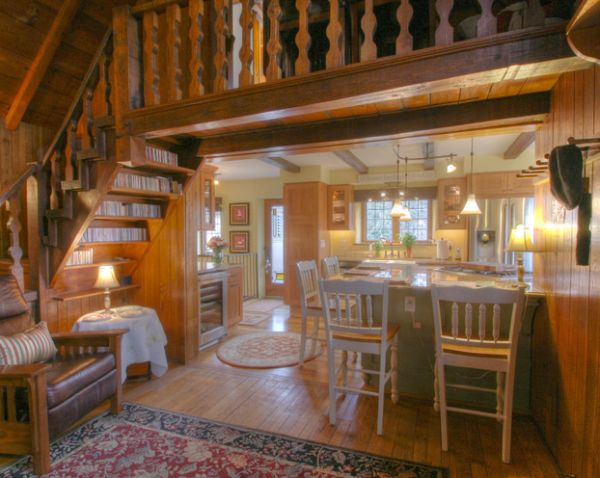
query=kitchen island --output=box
[342,261,542,414]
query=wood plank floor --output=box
[1,305,560,477]
[124,306,560,478]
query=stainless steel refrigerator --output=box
[468,197,535,271]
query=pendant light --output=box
[390,144,411,221]
[460,137,482,215]
[399,155,412,221]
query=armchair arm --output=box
[0,363,50,381]
[52,329,128,352]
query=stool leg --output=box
[342,351,349,388]
[299,312,307,366]
[433,355,440,412]
[328,345,337,426]
[437,359,448,451]
[377,348,387,435]
[496,371,505,422]
[502,369,516,463]
[391,334,398,404]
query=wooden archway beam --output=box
[4,0,82,131]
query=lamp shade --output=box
[507,225,533,252]
[460,193,482,215]
[390,200,412,221]
[94,265,119,289]
[446,162,457,173]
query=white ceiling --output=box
[214,132,531,181]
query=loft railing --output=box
[125,0,574,109]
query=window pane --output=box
[399,199,430,241]
[365,200,393,241]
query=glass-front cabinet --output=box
[200,164,216,230]
[437,177,467,230]
[327,184,354,230]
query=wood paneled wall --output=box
[0,121,53,258]
[132,170,201,364]
[531,65,600,478]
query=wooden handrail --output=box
[39,29,113,169]
[0,163,38,207]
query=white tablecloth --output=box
[73,306,168,383]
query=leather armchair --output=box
[0,275,126,475]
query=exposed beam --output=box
[504,131,536,159]
[4,0,82,131]
[125,25,584,138]
[333,151,368,174]
[260,156,300,172]
[197,93,550,161]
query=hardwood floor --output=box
[124,305,561,478]
[0,304,560,476]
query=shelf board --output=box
[120,160,195,176]
[94,215,163,222]
[64,259,137,271]
[53,284,140,301]
[109,187,180,199]
[79,241,150,246]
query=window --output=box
[364,200,393,241]
[200,209,222,255]
[363,199,431,242]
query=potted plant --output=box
[400,232,417,258]
[372,239,385,258]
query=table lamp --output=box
[507,225,533,282]
[94,265,120,314]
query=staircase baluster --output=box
[65,118,77,181]
[49,152,59,210]
[326,0,344,68]
[435,0,454,46]
[360,0,377,61]
[477,0,496,37]
[295,0,311,75]
[188,0,206,97]
[83,84,95,150]
[266,0,282,80]
[252,0,266,82]
[166,4,183,101]
[6,197,24,292]
[101,39,113,116]
[524,0,545,27]
[143,10,161,106]
[214,0,230,91]
[396,0,414,55]
[239,0,254,86]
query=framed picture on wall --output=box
[229,202,250,225]
[229,231,249,253]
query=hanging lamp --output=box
[390,157,408,218]
[460,138,482,215]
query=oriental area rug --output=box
[217,331,322,368]
[0,403,447,478]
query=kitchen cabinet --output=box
[227,264,243,326]
[199,164,217,230]
[437,178,467,229]
[327,184,354,230]
[472,171,535,198]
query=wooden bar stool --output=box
[319,278,399,435]
[295,260,324,366]
[431,283,526,463]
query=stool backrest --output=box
[321,256,341,279]
[431,283,526,356]
[296,260,320,314]
[319,278,390,341]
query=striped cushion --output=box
[0,322,57,365]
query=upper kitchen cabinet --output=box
[327,185,354,230]
[472,172,535,198]
[199,164,217,230]
[437,178,467,230]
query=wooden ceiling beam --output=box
[197,93,550,161]
[125,26,584,138]
[4,0,82,131]
[333,151,368,173]
[260,156,300,172]
[504,131,536,159]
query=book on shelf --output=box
[81,227,147,243]
[113,172,181,194]
[97,200,162,218]
[145,145,178,166]
[66,248,94,266]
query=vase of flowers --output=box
[372,239,385,258]
[207,236,227,264]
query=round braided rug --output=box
[216,331,322,369]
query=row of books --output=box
[97,200,162,218]
[66,248,94,266]
[81,227,147,243]
[113,172,181,194]
[146,145,178,166]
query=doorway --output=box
[264,199,284,297]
